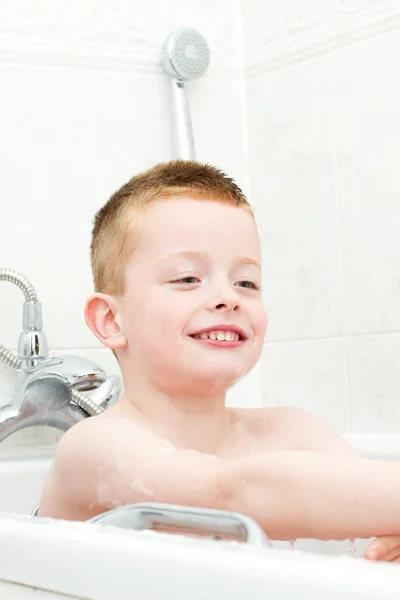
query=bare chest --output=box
[218,411,301,459]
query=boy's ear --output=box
[84,293,127,350]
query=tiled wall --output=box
[244,0,400,432]
[0,0,262,450]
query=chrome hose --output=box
[0,268,38,302]
[0,342,21,369]
[70,388,104,417]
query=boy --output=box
[39,160,400,561]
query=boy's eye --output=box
[173,276,199,284]
[237,280,261,290]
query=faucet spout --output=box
[0,363,99,444]
[0,399,87,445]
[0,406,20,443]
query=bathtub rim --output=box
[0,512,400,600]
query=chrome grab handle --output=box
[89,502,270,547]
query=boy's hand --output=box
[363,536,400,562]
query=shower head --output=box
[161,28,210,160]
[161,28,210,81]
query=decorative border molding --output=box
[246,0,400,77]
[0,35,165,75]
[0,35,237,79]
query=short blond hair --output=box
[90,160,252,295]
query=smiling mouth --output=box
[189,329,245,343]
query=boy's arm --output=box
[38,418,232,521]
[40,417,400,542]
[276,408,400,553]
[229,451,399,541]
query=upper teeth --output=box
[194,330,240,341]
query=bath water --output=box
[287,539,356,554]
[348,538,356,556]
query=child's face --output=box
[118,198,267,396]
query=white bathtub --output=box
[0,435,400,599]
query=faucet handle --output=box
[80,375,123,411]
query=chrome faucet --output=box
[0,269,122,444]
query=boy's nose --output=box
[214,301,239,312]
[206,289,240,312]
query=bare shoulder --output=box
[50,412,167,483]
[56,411,152,454]
[233,406,358,456]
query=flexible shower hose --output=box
[0,268,103,416]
